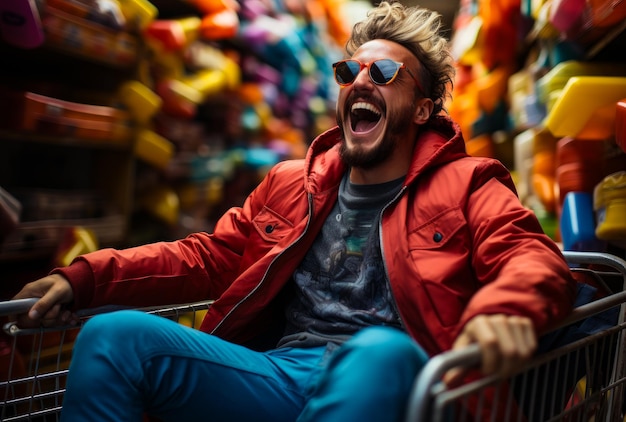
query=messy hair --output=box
[345,1,455,118]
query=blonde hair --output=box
[345,1,455,117]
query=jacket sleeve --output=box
[54,162,286,310]
[458,160,577,337]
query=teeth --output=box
[351,102,381,116]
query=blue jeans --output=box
[60,310,428,422]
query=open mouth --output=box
[350,102,382,133]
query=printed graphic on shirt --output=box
[286,202,401,337]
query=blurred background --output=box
[0,0,625,297]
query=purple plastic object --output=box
[0,0,45,49]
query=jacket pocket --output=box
[408,206,470,327]
[408,206,466,249]
[252,206,295,243]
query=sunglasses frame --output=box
[332,59,423,91]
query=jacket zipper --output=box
[379,185,409,331]
[210,192,315,334]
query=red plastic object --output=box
[555,137,606,205]
[144,17,201,51]
[617,99,626,153]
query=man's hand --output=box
[12,274,76,327]
[443,314,537,386]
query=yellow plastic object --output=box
[536,61,626,106]
[544,76,626,139]
[118,0,158,30]
[594,171,626,244]
[118,81,162,125]
[139,186,180,226]
[54,227,99,267]
[135,129,174,169]
[169,69,228,104]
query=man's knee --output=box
[342,327,428,370]
[75,310,155,353]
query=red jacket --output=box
[58,115,576,356]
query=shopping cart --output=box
[0,299,213,421]
[406,250,626,422]
[2,252,626,421]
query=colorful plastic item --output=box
[42,4,138,66]
[138,186,180,226]
[548,0,585,32]
[544,76,626,138]
[134,129,174,169]
[0,0,44,49]
[144,17,201,51]
[594,171,626,246]
[54,226,99,267]
[560,192,603,251]
[200,8,239,39]
[616,99,626,153]
[536,61,626,111]
[117,0,157,30]
[0,89,133,144]
[556,137,607,208]
[117,80,162,125]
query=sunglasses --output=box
[332,59,423,91]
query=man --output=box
[13,2,576,421]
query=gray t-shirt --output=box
[278,172,404,348]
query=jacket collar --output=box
[303,115,467,194]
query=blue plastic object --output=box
[560,191,604,251]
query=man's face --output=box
[335,40,422,169]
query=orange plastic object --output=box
[616,99,626,153]
[475,66,511,114]
[533,149,557,213]
[465,134,494,158]
[576,102,618,140]
[199,8,239,40]
[0,90,133,144]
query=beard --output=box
[338,105,416,169]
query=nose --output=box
[352,65,373,88]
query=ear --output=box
[413,98,434,125]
